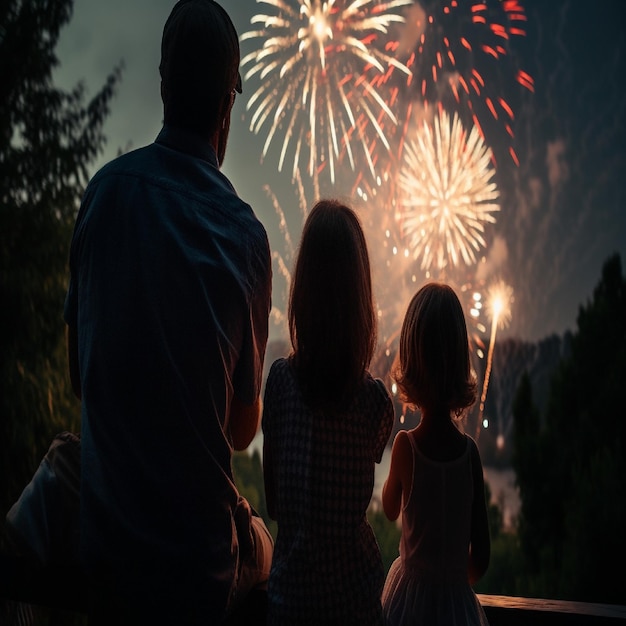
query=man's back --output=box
[64,125,271,619]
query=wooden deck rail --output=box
[479,593,626,625]
[2,555,626,624]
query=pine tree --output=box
[0,0,122,545]
[512,254,626,603]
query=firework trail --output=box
[263,169,310,332]
[240,0,413,187]
[399,0,533,165]
[475,279,513,440]
[395,108,500,273]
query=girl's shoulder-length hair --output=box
[393,282,477,416]
[288,199,377,409]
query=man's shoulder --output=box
[87,143,156,187]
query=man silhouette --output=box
[64,2,273,623]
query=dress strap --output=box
[401,430,418,512]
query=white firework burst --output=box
[396,108,500,272]
[240,0,412,184]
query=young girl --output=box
[262,199,394,625]
[381,282,491,625]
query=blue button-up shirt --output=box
[64,125,271,614]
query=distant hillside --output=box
[470,333,572,466]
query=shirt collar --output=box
[155,125,218,168]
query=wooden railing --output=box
[2,554,626,624]
[479,594,626,625]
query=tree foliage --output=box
[511,253,626,603]
[0,0,121,545]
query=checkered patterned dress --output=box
[262,357,394,625]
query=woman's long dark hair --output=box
[288,199,377,409]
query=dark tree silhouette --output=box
[512,253,626,603]
[0,0,122,545]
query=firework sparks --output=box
[240,0,413,186]
[263,169,311,331]
[403,0,534,164]
[395,108,500,273]
[476,279,513,439]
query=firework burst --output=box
[240,0,413,186]
[402,0,534,165]
[395,108,500,273]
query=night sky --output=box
[54,0,626,344]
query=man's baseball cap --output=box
[159,0,241,98]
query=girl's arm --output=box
[468,439,491,585]
[382,430,411,521]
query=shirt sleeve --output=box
[64,276,77,328]
[232,224,272,404]
[372,378,394,463]
[63,194,87,328]
[261,359,282,441]
[63,181,96,329]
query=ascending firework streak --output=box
[240,0,413,188]
[475,279,513,440]
[396,108,500,273]
[263,169,310,331]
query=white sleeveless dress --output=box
[382,433,489,625]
